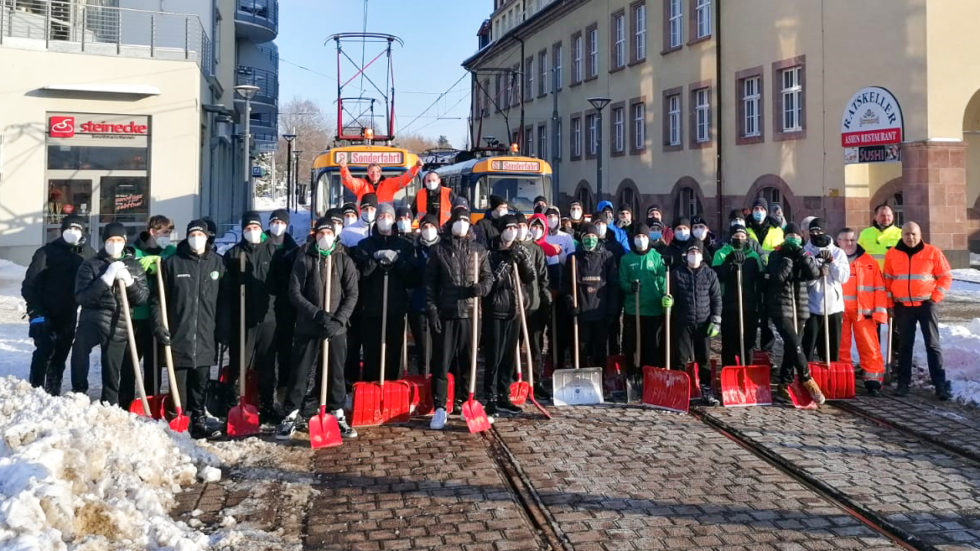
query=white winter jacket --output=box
[804,238,850,315]
[544,229,575,266]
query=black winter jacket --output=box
[424,235,493,319]
[220,237,278,329]
[74,249,149,340]
[22,237,96,321]
[151,241,225,367]
[561,248,619,322]
[289,242,359,338]
[765,245,821,321]
[712,248,764,313]
[669,264,722,326]
[266,232,301,315]
[408,234,438,313]
[516,240,550,312]
[485,239,536,319]
[473,212,500,248]
[350,228,416,318]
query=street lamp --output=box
[587,97,611,203]
[282,131,297,212]
[292,150,303,207]
[235,84,260,212]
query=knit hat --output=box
[582,223,599,236]
[533,195,547,205]
[269,208,290,225]
[489,195,507,209]
[241,210,262,230]
[420,214,440,229]
[103,222,127,241]
[202,217,217,237]
[729,209,746,221]
[635,223,651,237]
[499,214,519,229]
[341,202,358,216]
[690,215,707,227]
[730,224,748,236]
[60,214,86,232]
[685,238,704,253]
[751,197,769,211]
[325,208,344,224]
[544,205,560,217]
[377,203,395,218]
[649,220,664,230]
[770,202,784,214]
[395,206,412,219]
[570,200,582,208]
[647,205,662,217]
[452,195,469,209]
[186,219,209,236]
[313,216,335,234]
[449,206,470,224]
[514,212,527,224]
[618,204,632,214]
[784,222,802,237]
[808,217,826,232]
[673,216,691,229]
[360,193,379,209]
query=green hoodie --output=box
[618,247,667,316]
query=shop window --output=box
[48,146,148,171]
[46,179,93,225]
[100,177,150,225]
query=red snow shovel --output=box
[404,321,454,416]
[807,273,855,400]
[129,336,169,418]
[352,270,411,427]
[785,290,819,409]
[462,253,491,433]
[719,264,772,407]
[119,280,154,419]
[309,254,342,449]
[227,253,259,437]
[508,264,531,406]
[642,267,690,413]
[513,261,550,419]
[153,259,189,432]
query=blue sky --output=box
[277,0,489,148]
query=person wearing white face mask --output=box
[340,193,378,248]
[513,213,552,398]
[424,206,493,429]
[415,171,454,227]
[542,205,574,267]
[70,222,149,405]
[406,214,442,377]
[618,223,669,385]
[341,202,359,229]
[666,239,722,405]
[689,215,718,258]
[265,208,300,418]
[473,194,508,248]
[350,202,415,384]
[277,217,360,440]
[22,214,96,395]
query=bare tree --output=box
[276,97,335,192]
[393,132,441,154]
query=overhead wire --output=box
[398,72,469,134]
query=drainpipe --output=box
[512,35,526,151]
[714,0,724,230]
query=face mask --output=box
[595,223,607,237]
[649,231,662,241]
[730,218,745,228]
[583,236,599,251]
[531,227,544,240]
[105,240,125,259]
[452,220,469,237]
[268,223,286,237]
[425,180,440,191]
[517,226,529,241]
[687,253,703,268]
[752,210,765,222]
[62,229,82,245]
[783,236,802,248]
[675,229,690,241]
[811,234,831,248]
[492,207,508,219]
[376,218,394,233]
[421,227,438,242]
[692,228,707,241]
[731,238,746,249]
[501,228,517,243]
[155,234,172,248]
[570,208,582,220]
[333,223,344,236]
[244,229,263,244]
[397,220,411,234]
[344,215,357,226]
[361,209,376,223]
[317,234,335,251]
[547,216,559,230]
[634,236,649,250]
[188,235,208,253]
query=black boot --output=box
[864,380,881,397]
[936,381,952,401]
[496,397,522,414]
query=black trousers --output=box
[274,306,296,391]
[552,301,575,370]
[672,320,711,384]
[433,318,472,408]
[119,318,163,410]
[70,321,127,405]
[607,307,623,356]
[528,306,547,381]
[774,314,812,384]
[228,320,277,407]
[802,312,843,362]
[172,365,210,417]
[894,302,945,388]
[574,319,608,368]
[344,314,363,387]
[28,316,76,395]
[407,311,428,375]
[622,314,664,377]
[720,305,758,367]
[482,317,519,400]
[760,312,776,352]
[284,333,347,417]
[360,313,405,383]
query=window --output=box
[676,186,702,218]
[612,11,626,70]
[586,112,598,158]
[537,125,547,159]
[780,66,802,132]
[631,1,647,63]
[538,50,548,97]
[524,126,534,156]
[692,86,710,145]
[483,78,491,115]
[694,0,711,39]
[525,57,533,101]
[576,184,594,213]
[554,118,562,159]
[741,75,761,138]
[587,25,599,79]
[758,187,791,221]
[663,90,682,149]
[772,57,805,139]
[619,185,639,218]
[630,99,646,152]
[571,115,583,160]
[611,104,625,155]
[553,42,563,90]
[495,74,502,109]
[572,33,584,84]
[665,0,682,50]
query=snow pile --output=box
[952,268,980,283]
[913,318,980,406]
[0,259,26,322]
[0,376,220,550]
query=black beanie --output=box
[60,214,86,232]
[544,205,560,217]
[499,214,519,229]
[533,195,547,204]
[395,206,413,219]
[241,210,262,230]
[489,195,507,209]
[103,222,127,241]
[450,206,470,224]
[635,223,651,237]
[313,216,334,233]
[673,216,691,229]
[808,217,827,232]
[730,224,748,236]
[690,215,707,227]
[341,202,358,216]
[202,217,217,237]
[186,219,209,236]
[752,197,769,211]
[582,223,599,236]
[685,238,704,253]
[784,222,802,236]
[269,208,290,225]
[420,213,440,229]
[325,208,344,224]
[360,193,379,209]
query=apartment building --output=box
[465,0,980,267]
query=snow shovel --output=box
[513,261,550,419]
[643,267,690,413]
[154,258,189,432]
[309,254,342,449]
[807,273,855,400]
[352,270,411,426]
[508,264,530,406]
[719,264,772,407]
[405,321,454,416]
[786,290,818,409]
[552,254,603,406]
[119,280,153,419]
[128,337,168,419]
[463,252,492,433]
[227,252,260,436]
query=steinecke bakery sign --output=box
[49,115,149,140]
[841,87,904,165]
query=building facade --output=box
[0,0,279,264]
[465,0,980,267]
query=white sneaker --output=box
[430,408,447,430]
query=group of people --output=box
[21,162,955,440]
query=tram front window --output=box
[484,175,550,213]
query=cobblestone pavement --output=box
[699,403,980,551]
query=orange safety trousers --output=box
[840,312,883,383]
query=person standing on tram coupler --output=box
[407,214,442,376]
[70,222,149,405]
[561,223,619,368]
[266,208,301,419]
[415,170,454,227]
[711,224,763,367]
[515,212,551,398]
[424,206,493,430]
[801,218,850,364]
[337,155,422,204]
[22,214,96,395]
[277,217,359,440]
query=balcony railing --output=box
[235,0,277,34]
[235,65,278,105]
[0,0,213,75]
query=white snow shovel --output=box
[552,254,603,406]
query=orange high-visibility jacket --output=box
[843,251,888,323]
[883,242,952,306]
[340,164,421,204]
[415,186,453,227]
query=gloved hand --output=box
[427,309,443,334]
[460,284,480,299]
[779,257,794,272]
[661,254,675,268]
[314,310,330,329]
[661,295,674,309]
[154,326,171,346]
[28,316,48,340]
[818,249,833,262]
[138,255,160,274]
[706,322,720,338]
[117,267,135,287]
[729,250,746,266]
[323,320,345,339]
[374,249,399,266]
[513,245,531,266]
[563,294,579,316]
[630,280,640,293]
[100,261,123,286]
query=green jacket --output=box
[618,248,667,316]
[132,242,177,320]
